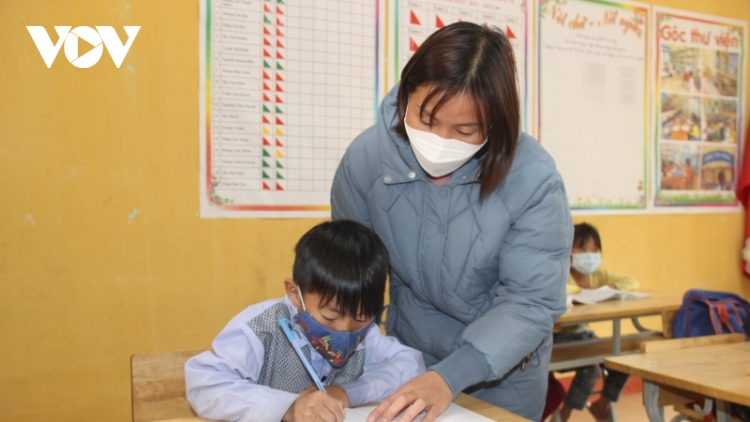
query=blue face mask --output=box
[293,289,374,368]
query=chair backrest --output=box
[639,332,745,353]
[131,350,205,422]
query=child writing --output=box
[185,220,426,422]
[555,222,638,422]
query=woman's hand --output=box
[366,371,452,422]
[283,390,345,422]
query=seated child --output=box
[185,220,426,422]
[556,222,638,422]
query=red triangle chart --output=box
[410,10,421,25]
[410,37,419,52]
[263,71,270,79]
[506,26,516,39]
[263,93,271,102]
[276,5,284,14]
[276,83,284,92]
[436,14,445,28]
[262,115,270,124]
[276,183,284,191]
[264,3,272,13]
[276,73,284,81]
[263,26,271,36]
[277,18,284,26]
[263,49,271,57]
[276,50,284,59]
[262,182,271,190]
[276,28,284,37]
[276,139,284,147]
[263,82,271,90]
[275,95,284,103]
[263,37,272,46]
[276,116,284,125]
[276,39,285,48]
[263,137,271,146]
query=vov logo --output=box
[26,26,140,68]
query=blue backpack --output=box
[673,289,750,339]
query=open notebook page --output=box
[344,403,495,422]
[569,285,651,305]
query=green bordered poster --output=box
[199,0,380,218]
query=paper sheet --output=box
[569,285,651,304]
[345,403,495,422]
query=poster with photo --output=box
[653,7,746,208]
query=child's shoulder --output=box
[227,297,292,329]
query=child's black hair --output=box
[293,220,389,319]
[573,222,602,252]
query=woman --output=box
[331,22,572,422]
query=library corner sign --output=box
[26,26,140,68]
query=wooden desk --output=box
[150,393,530,422]
[606,342,750,422]
[454,393,531,421]
[551,291,682,371]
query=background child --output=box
[185,220,425,422]
[556,222,638,422]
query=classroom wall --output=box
[0,0,748,421]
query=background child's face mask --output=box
[571,252,601,275]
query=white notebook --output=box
[568,285,651,305]
[345,403,495,422]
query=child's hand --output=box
[283,390,345,422]
[324,386,350,409]
[296,385,350,408]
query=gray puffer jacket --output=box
[331,84,572,415]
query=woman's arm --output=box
[330,127,381,225]
[432,169,572,392]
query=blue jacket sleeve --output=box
[431,161,572,393]
[330,128,379,226]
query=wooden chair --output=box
[131,350,209,422]
[639,333,746,422]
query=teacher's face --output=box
[405,85,485,145]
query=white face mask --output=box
[571,252,601,275]
[403,112,487,178]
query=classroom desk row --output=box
[550,291,683,371]
[552,290,750,422]
[607,337,750,422]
